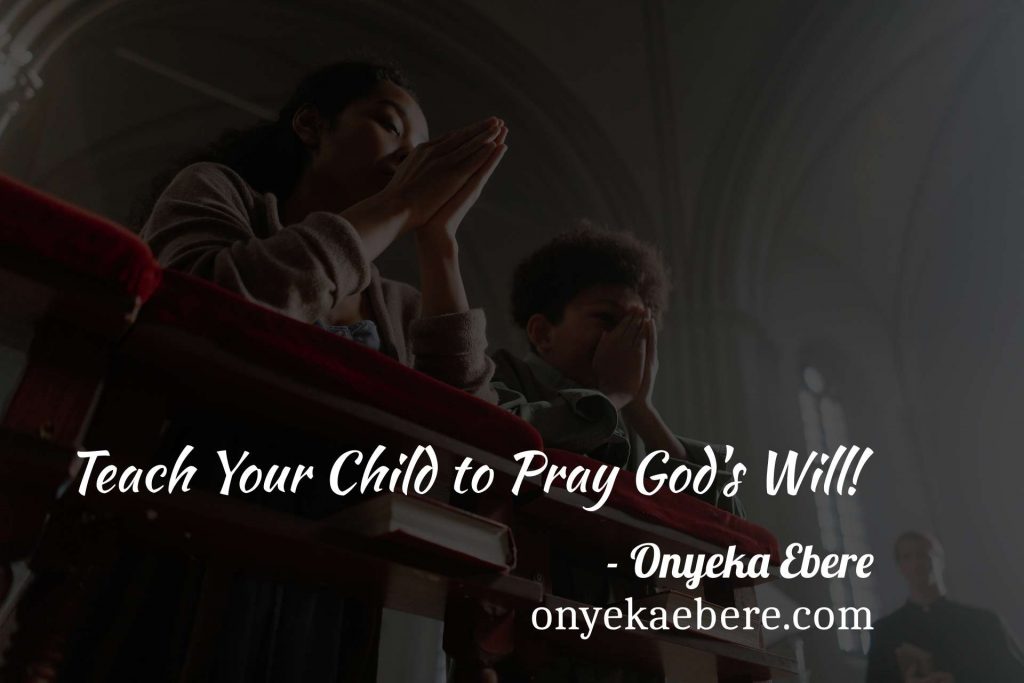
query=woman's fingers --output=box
[432,117,501,155]
[462,142,507,198]
[417,139,507,235]
[437,140,500,196]
[444,143,505,209]
[439,146,506,225]
[444,124,504,167]
[416,129,454,150]
[388,118,507,229]
[421,119,504,179]
[471,144,507,196]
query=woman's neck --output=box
[280,179,321,225]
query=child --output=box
[494,225,742,517]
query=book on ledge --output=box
[319,494,516,574]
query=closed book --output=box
[320,494,516,574]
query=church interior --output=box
[1,1,1022,681]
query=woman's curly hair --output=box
[511,222,670,327]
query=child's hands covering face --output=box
[382,117,507,235]
[592,307,649,410]
[634,314,658,411]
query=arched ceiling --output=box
[709,0,1024,631]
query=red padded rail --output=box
[0,176,781,560]
[0,174,161,302]
[137,271,780,560]
[136,269,546,456]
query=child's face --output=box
[530,284,645,388]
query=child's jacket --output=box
[491,349,744,518]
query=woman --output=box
[137,62,507,681]
[142,61,507,398]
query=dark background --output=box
[1,1,1022,681]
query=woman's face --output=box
[305,80,428,210]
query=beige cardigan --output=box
[141,162,496,402]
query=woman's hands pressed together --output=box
[338,116,508,266]
[416,121,508,245]
[400,117,508,317]
[386,116,507,234]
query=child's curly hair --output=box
[511,223,670,327]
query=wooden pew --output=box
[0,178,796,682]
[421,447,799,680]
[0,174,161,599]
[0,180,544,681]
[487,450,800,682]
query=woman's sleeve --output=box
[408,309,499,403]
[141,162,371,322]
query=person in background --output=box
[866,531,1024,682]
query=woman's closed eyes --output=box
[377,115,402,136]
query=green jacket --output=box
[492,349,744,518]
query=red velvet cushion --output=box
[137,270,545,455]
[546,448,781,563]
[0,174,161,302]
[0,177,781,565]
[137,271,777,558]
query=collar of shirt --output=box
[524,350,633,456]
[905,596,950,615]
[524,351,584,392]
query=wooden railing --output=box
[0,174,797,682]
